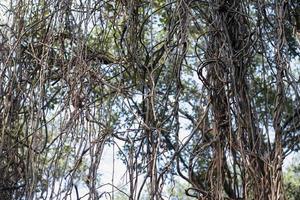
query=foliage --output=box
[284,160,300,200]
[0,0,300,200]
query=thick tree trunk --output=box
[202,0,285,199]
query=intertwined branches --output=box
[0,0,300,199]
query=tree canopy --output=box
[0,0,300,199]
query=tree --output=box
[284,160,300,200]
[0,0,300,199]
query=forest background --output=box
[1,0,300,199]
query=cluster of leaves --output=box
[284,161,300,200]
